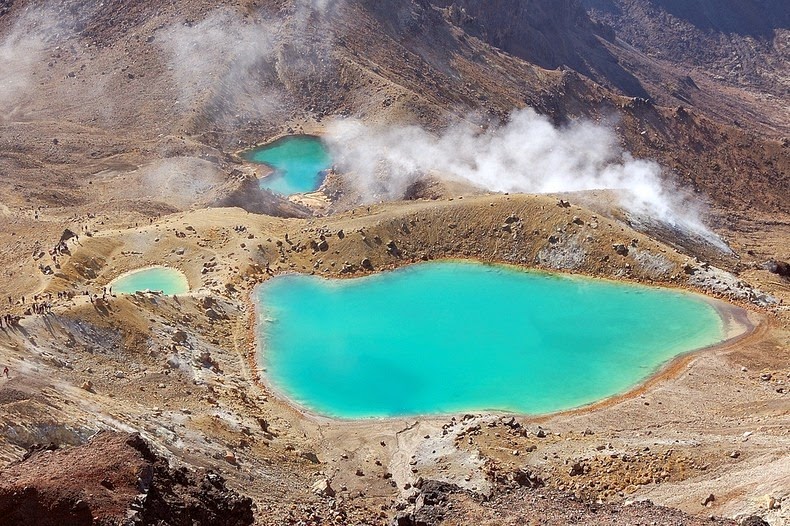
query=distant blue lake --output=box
[243,135,331,195]
[254,261,725,418]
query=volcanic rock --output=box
[0,431,254,526]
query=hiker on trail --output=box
[3,367,8,378]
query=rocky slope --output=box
[0,0,788,525]
[431,0,650,97]
[0,431,254,526]
[582,0,789,98]
[582,0,789,135]
[0,0,786,217]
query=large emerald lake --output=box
[243,135,331,195]
[254,261,725,418]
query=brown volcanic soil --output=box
[0,0,788,525]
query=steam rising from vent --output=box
[325,109,728,250]
[298,0,339,15]
[0,9,59,115]
[0,5,114,123]
[159,10,281,128]
[159,4,338,130]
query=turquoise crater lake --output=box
[243,135,332,195]
[255,262,726,418]
[110,266,189,295]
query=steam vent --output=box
[0,1,787,525]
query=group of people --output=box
[29,301,52,315]
[3,295,24,329]
[51,239,71,258]
[1,292,60,329]
[28,294,54,316]
[88,287,113,304]
[0,313,20,329]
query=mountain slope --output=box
[0,0,786,216]
[582,0,789,133]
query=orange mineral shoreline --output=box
[240,265,761,424]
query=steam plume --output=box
[159,10,281,129]
[158,3,340,131]
[325,109,728,249]
[0,8,58,116]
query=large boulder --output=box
[762,260,790,278]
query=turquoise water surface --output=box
[111,267,189,295]
[244,135,332,195]
[255,261,725,418]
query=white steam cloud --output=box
[297,0,339,15]
[0,5,116,124]
[0,8,59,117]
[325,109,727,249]
[158,3,340,131]
[159,10,281,128]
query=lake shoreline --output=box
[108,265,191,295]
[249,261,756,422]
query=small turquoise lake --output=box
[254,261,726,418]
[243,135,332,195]
[110,266,189,295]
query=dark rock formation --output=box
[217,174,311,218]
[763,260,790,278]
[0,431,254,526]
[740,516,771,526]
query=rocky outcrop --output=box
[741,516,771,526]
[217,173,311,218]
[762,260,790,278]
[581,0,790,102]
[0,431,254,526]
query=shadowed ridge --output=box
[430,0,650,97]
